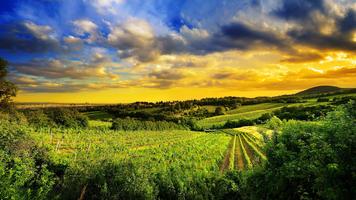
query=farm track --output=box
[220,136,235,172]
[234,135,244,170]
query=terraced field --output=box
[219,127,267,171]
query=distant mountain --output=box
[296,86,345,95]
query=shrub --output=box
[244,101,356,200]
[265,116,283,131]
[22,109,53,128]
[223,119,255,128]
[0,119,55,199]
[44,108,89,128]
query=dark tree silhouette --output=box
[0,58,17,109]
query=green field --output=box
[30,123,268,174]
[30,124,231,171]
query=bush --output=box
[244,101,356,200]
[223,119,255,128]
[44,108,89,128]
[22,109,53,128]
[265,116,283,131]
[273,105,333,121]
[0,119,55,199]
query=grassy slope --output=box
[197,98,337,128]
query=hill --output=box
[296,86,343,95]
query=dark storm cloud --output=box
[273,0,325,21]
[288,29,356,52]
[182,22,291,55]
[337,9,356,35]
[160,22,291,57]
[219,22,287,49]
[271,1,356,53]
[0,22,61,53]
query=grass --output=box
[226,103,286,114]
[197,108,278,128]
[197,99,338,128]
[88,120,112,129]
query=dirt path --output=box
[219,136,235,172]
[234,134,245,170]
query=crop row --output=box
[220,128,267,171]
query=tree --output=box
[214,107,224,115]
[0,58,17,109]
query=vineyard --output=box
[29,123,268,175]
[30,125,231,173]
[219,127,266,171]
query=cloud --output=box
[12,58,118,80]
[108,18,161,62]
[273,0,325,21]
[89,0,124,14]
[337,9,356,35]
[218,22,288,49]
[301,66,356,79]
[0,21,61,53]
[288,29,356,52]
[281,52,324,63]
[149,69,186,80]
[64,35,83,44]
[268,0,356,53]
[72,19,100,43]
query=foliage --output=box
[273,105,334,121]
[244,101,356,200]
[23,109,53,128]
[214,106,225,115]
[0,118,55,200]
[44,108,89,128]
[223,119,255,129]
[0,58,17,110]
[265,116,283,131]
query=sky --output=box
[0,0,355,103]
